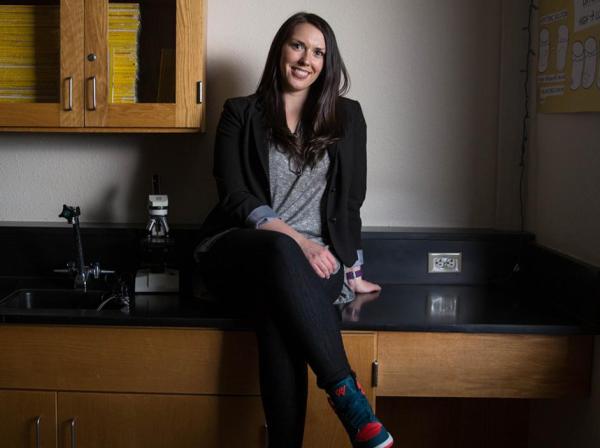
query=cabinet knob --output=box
[87,53,97,62]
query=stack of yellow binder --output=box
[108,3,140,104]
[0,5,60,103]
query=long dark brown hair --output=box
[256,12,350,169]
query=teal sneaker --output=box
[326,374,394,448]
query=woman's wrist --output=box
[345,265,363,281]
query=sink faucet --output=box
[57,205,114,291]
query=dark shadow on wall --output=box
[122,58,248,226]
[86,185,119,222]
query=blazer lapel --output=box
[326,141,339,162]
[251,112,269,179]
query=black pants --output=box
[197,229,352,447]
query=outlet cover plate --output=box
[428,252,462,273]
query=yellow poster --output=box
[537,0,600,112]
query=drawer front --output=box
[377,332,592,398]
[0,325,260,395]
[57,392,265,448]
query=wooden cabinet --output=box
[0,0,205,132]
[57,393,266,448]
[0,325,377,448]
[3,325,590,448]
[0,390,57,448]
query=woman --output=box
[196,12,393,448]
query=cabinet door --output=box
[303,332,377,448]
[0,0,84,128]
[57,392,266,448]
[0,390,57,448]
[84,0,204,129]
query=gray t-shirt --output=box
[268,143,329,246]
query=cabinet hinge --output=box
[371,360,379,387]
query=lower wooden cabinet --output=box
[0,326,377,448]
[3,326,589,448]
[0,390,56,448]
[57,393,266,448]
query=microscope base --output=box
[135,268,179,293]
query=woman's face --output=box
[279,23,326,95]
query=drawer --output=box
[0,325,260,395]
[377,332,592,398]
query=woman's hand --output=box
[350,278,381,293]
[258,219,338,279]
[298,238,338,279]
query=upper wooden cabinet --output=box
[0,0,205,132]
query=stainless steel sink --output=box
[0,289,122,311]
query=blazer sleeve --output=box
[347,101,367,254]
[213,99,268,226]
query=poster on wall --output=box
[537,0,600,113]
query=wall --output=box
[527,114,600,267]
[526,111,600,445]
[0,0,506,228]
[519,0,600,445]
[526,64,600,448]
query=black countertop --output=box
[0,283,593,335]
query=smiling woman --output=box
[195,12,393,448]
[279,23,326,96]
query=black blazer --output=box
[199,94,367,267]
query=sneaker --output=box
[326,374,393,448]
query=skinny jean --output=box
[197,229,352,448]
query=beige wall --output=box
[526,70,600,448]
[0,0,507,228]
[527,114,600,267]
[520,0,600,444]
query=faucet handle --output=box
[90,262,116,280]
[59,205,81,224]
[53,261,77,275]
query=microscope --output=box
[134,175,179,293]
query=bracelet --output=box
[346,268,363,281]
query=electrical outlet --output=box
[428,253,462,273]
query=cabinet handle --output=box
[34,416,41,448]
[64,77,73,111]
[197,81,203,104]
[263,422,268,448]
[87,76,97,111]
[69,418,77,448]
[371,360,379,387]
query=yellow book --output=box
[0,5,60,102]
[108,3,140,103]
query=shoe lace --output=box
[330,380,376,437]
